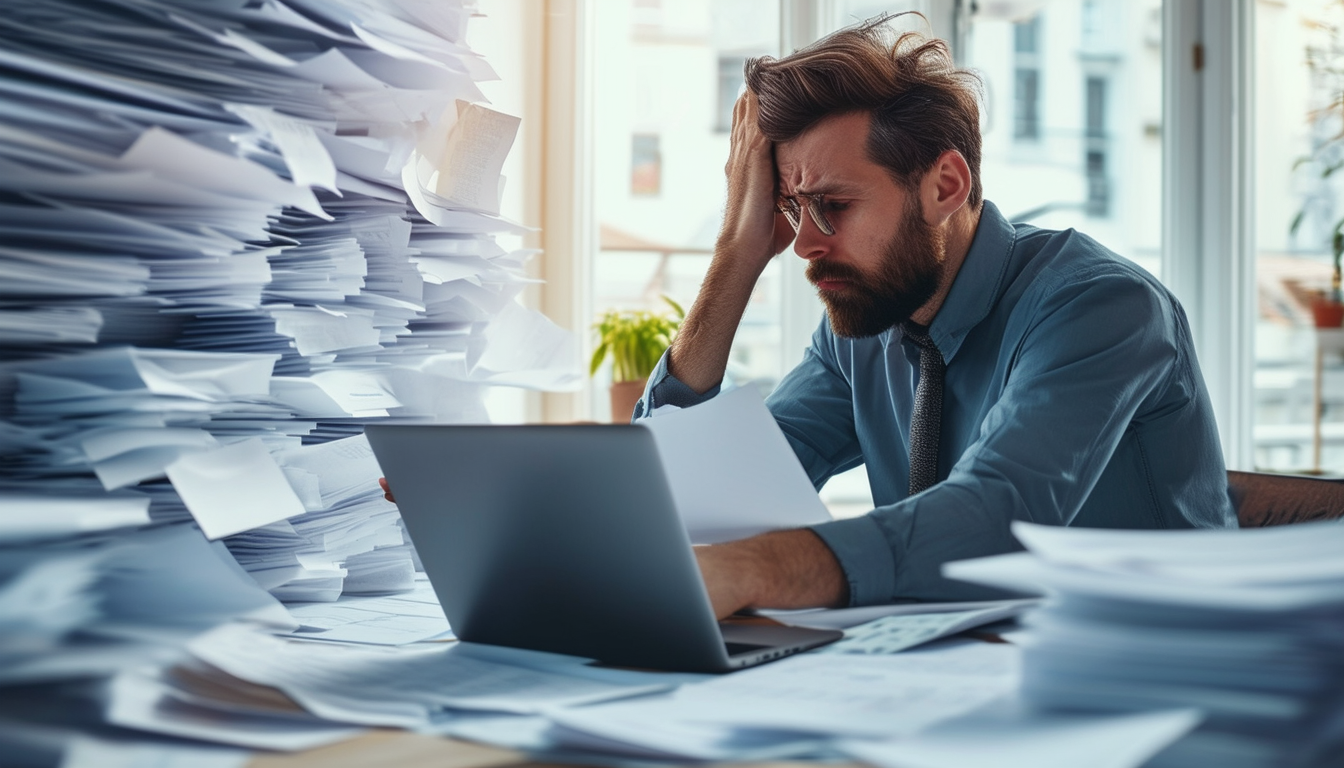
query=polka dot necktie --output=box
[903,323,944,496]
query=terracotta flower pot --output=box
[609,379,647,424]
[1310,296,1344,328]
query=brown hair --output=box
[745,15,984,208]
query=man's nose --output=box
[792,216,829,261]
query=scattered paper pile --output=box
[546,641,1020,761]
[0,0,578,761]
[229,434,415,602]
[101,623,674,753]
[0,526,295,760]
[947,520,1344,768]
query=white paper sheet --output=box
[549,641,1020,759]
[0,494,150,542]
[430,102,520,215]
[546,697,828,762]
[944,551,1344,611]
[1011,519,1344,583]
[166,438,307,539]
[470,300,582,391]
[62,734,251,768]
[118,127,328,220]
[761,598,1041,629]
[224,103,338,192]
[106,667,362,752]
[841,701,1202,768]
[813,604,1033,654]
[670,642,1019,738]
[285,579,452,645]
[188,624,672,728]
[639,386,832,543]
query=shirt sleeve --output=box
[812,266,1184,604]
[631,349,720,421]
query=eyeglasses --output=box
[776,193,836,236]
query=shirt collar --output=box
[916,199,1016,363]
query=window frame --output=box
[1162,0,1256,470]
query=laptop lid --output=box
[367,424,751,672]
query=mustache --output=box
[806,260,866,285]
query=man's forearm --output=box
[669,91,793,395]
[666,254,762,394]
[696,529,849,618]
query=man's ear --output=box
[920,149,972,226]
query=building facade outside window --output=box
[1012,15,1042,140]
[630,134,661,196]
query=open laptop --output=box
[365,424,842,673]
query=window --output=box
[1085,75,1107,138]
[967,0,1161,277]
[590,0,781,422]
[716,55,747,132]
[502,0,1339,481]
[630,134,661,196]
[1014,68,1041,140]
[1084,76,1110,216]
[1012,16,1042,140]
[1252,0,1344,475]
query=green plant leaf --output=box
[663,295,686,319]
[589,301,684,382]
[589,341,609,377]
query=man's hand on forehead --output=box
[718,91,796,265]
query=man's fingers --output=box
[772,210,797,255]
[378,477,396,503]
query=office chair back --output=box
[1228,470,1344,527]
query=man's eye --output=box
[823,200,849,212]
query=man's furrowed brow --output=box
[785,182,864,197]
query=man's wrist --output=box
[739,529,848,611]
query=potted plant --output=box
[1310,229,1344,328]
[590,297,684,423]
[1292,208,1344,328]
[1291,8,1344,328]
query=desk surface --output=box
[246,731,860,768]
[248,732,517,768]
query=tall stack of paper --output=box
[230,434,416,601]
[946,521,1344,768]
[0,0,576,760]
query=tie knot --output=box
[902,323,937,351]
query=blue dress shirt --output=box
[637,201,1236,604]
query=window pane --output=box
[1014,67,1041,139]
[966,0,1163,278]
[1014,15,1040,53]
[591,0,781,422]
[1253,0,1344,475]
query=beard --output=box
[807,197,945,339]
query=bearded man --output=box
[634,21,1236,617]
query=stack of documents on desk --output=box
[0,0,578,760]
[284,575,450,646]
[103,622,672,750]
[0,524,295,759]
[946,520,1344,768]
[225,434,414,601]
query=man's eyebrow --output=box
[783,183,864,197]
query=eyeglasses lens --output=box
[777,196,834,236]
